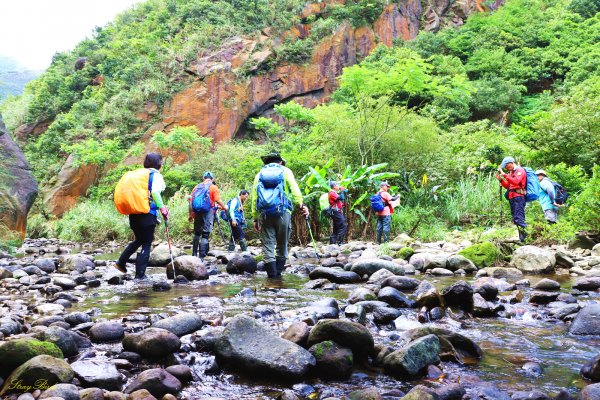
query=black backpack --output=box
[550,179,569,205]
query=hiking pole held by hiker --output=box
[214,208,228,245]
[305,215,320,261]
[164,219,177,280]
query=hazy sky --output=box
[0,0,144,70]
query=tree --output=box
[151,125,211,171]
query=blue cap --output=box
[501,157,515,168]
[203,171,214,179]
[329,181,338,189]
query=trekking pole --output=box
[164,220,177,280]
[305,216,321,261]
[214,210,228,245]
[499,185,504,224]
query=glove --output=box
[160,207,169,220]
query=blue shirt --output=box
[538,178,557,211]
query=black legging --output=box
[118,215,156,278]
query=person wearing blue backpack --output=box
[496,157,530,242]
[373,182,400,244]
[223,190,250,252]
[536,170,562,224]
[189,172,228,259]
[251,153,308,279]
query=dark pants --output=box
[330,209,347,245]
[509,196,527,241]
[376,215,391,244]
[193,211,214,258]
[118,214,156,278]
[228,221,247,251]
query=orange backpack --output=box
[114,169,153,215]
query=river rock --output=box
[381,276,420,291]
[510,246,556,274]
[192,326,225,351]
[123,328,181,359]
[0,339,63,378]
[350,259,403,277]
[348,287,377,303]
[406,327,482,363]
[79,387,104,400]
[593,244,600,257]
[38,383,80,400]
[88,321,124,343]
[446,254,477,273]
[35,303,64,316]
[307,319,374,358]
[383,334,440,377]
[165,365,192,383]
[149,245,185,266]
[226,254,258,274]
[34,258,56,273]
[569,303,600,335]
[308,340,353,379]
[0,355,74,396]
[124,368,182,397]
[472,293,498,317]
[367,268,396,285]
[532,278,560,291]
[153,312,204,336]
[0,317,23,337]
[32,326,78,357]
[441,280,473,310]
[377,286,414,308]
[127,389,158,400]
[458,242,500,268]
[348,388,381,400]
[71,360,121,390]
[60,255,94,273]
[309,267,361,283]
[476,267,523,280]
[64,312,91,326]
[474,282,499,301]
[282,321,310,347]
[529,291,560,305]
[580,383,600,400]
[416,287,442,308]
[166,255,208,280]
[581,354,600,381]
[214,315,315,380]
[52,276,77,290]
[573,277,600,291]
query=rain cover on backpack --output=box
[523,167,540,202]
[256,163,290,217]
[114,169,153,215]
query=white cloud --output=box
[0,0,143,70]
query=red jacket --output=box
[500,167,526,199]
[329,190,344,209]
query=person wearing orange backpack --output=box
[113,153,168,281]
[189,172,228,259]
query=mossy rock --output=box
[0,339,63,378]
[396,247,415,260]
[254,254,264,263]
[458,242,501,268]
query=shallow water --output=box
[69,262,600,398]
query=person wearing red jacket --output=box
[328,182,348,245]
[496,156,528,242]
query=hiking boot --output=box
[112,262,127,274]
[227,242,235,252]
[199,239,209,259]
[134,275,152,283]
[264,261,277,279]
[192,235,200,257]
[518,229,528,243]
[275,257,286,278]
[240,239,248,252]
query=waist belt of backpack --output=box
[508,188,526,195]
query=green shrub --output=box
[55,200,130,242]
[26,214,56,239]
[569,165,600,233]
[458,242,501,268]
[544,163,588,195]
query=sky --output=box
[0,0,144,71]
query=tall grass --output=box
[56,200,131,243]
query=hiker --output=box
[113,152,168,281]
[328,181,348,245]
[536,169,560,224]
[252,152,308,278]
[189,172,227,259]
[375,182,400,244]
[226,190,250,252]
[496,157,528,242]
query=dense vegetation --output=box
[3,0,600,247]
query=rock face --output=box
[510,246,556,273]
[0,355,74,396]
[214,315,315,380]
[43,154,100,217]
[0,116,38,240]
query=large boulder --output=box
[458,242,501,268]
[0,355,74,396]
[153,313,204,336]
[168,256,208,280]
[71,360,122,390]
[350,259,404,277]
[308,340,353,379]
[124,368,182,397]
[226,254,258,274]
[307,319,374,358]
[308,267,361,283]
[569,303,600,335]
[383,334,440,377]
[510,246,556,274]
[0,116,38,240]
[122,328,181,358]
[214,315,315,380]
[149,245,185,266]
[0,339,63,378]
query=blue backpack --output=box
[256,163,290,218]
[550,179,569,205]
[191,183,212,213]
[523,167,540,202]
[370,193,386,212]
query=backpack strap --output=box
[148,170,157,212]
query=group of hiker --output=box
[111,152,568,281]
